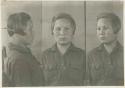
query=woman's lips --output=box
[100,36,105,40]
[59,37,66,40]
[59,37,67,41]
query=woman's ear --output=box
[16,29,26,36]
[7,29,14,36]
[51,30,54,35]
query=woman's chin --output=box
[57,41,70,45]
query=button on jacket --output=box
[87,42,124,86]
[4,43,45,86]
[41,43,86,86]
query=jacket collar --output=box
[97,41,123,53]
[8,42,31,54]
[50,43,78,52]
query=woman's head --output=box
[96,12,121,44]
[97,12,121,34]
[51,13,76,45]
[7,12,31,36]
[7,12,33,45]
[51,13,76,35]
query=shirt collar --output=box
[8,42,31,54]
[50,43,78,52]
[97,41,123,53]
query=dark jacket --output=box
[3,43,44,87]
[41,43,86,86]
[86,42,124,86]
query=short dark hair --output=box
[7,12,31,36]
[97,12,121,34]
[51,13,76,34]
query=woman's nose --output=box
[100,28,105,35]
[60,29,65,34]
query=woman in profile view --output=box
[3,12,44,87]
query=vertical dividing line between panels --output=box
[41,1,43,54]
[84,1,86,56]
[84,1,87,81]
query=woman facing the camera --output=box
[41,13,86,86]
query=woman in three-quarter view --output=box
[86,13,124,86]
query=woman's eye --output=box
[64,27,70,31]
[103,26,108,30]
[97,27,101,30]
[97,26,108,31]
[56,27,61,31]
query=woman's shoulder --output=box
[88,45,102,56]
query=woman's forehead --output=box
[97,18,112,26]
[55,18,72,26]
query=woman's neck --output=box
[104,40,117,54]
[57,43,71,55]
[9,34,26,48]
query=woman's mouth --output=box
[100,36,105,40]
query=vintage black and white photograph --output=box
[0,0,124,87]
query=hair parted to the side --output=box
[51,13,76,35]
[7,12,31,36]
[97,12,121,34]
